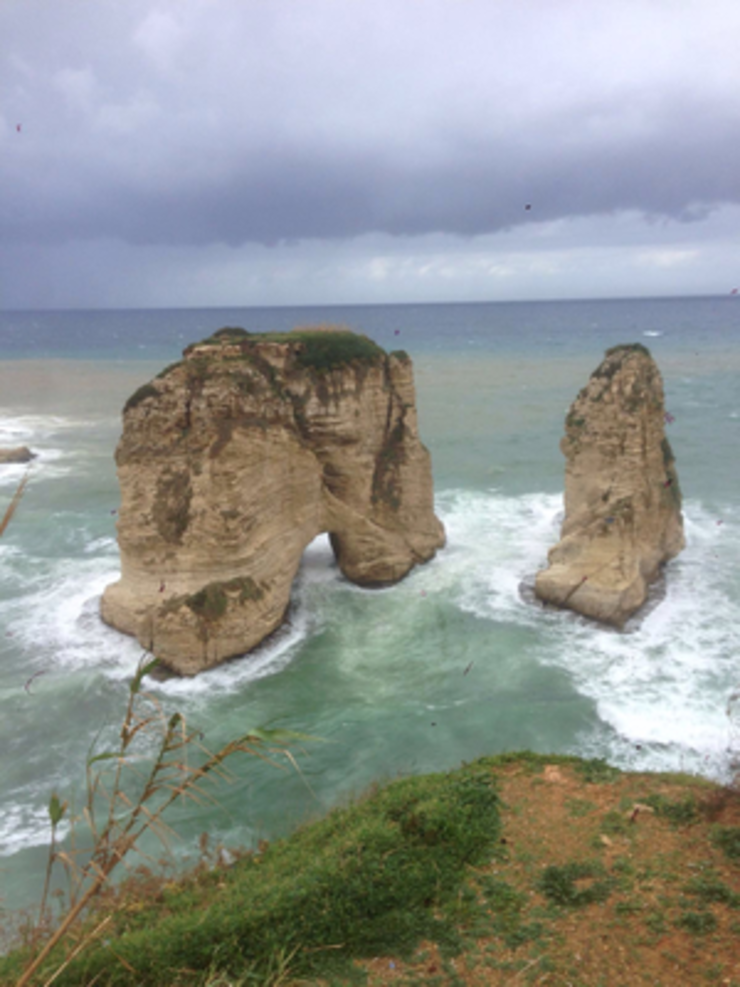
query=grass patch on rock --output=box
[187,325,385,374]
[123,382,160,413]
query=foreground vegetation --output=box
[3,752,740,986]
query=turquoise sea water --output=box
[1,297,740,915]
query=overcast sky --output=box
[2,0,740,309]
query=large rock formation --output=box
[101,327,445,674]
[535,343,684,626]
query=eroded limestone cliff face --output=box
[101,327,445,674]
[534,344,684,626]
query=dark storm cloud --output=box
[2,0,740,296]
[0,0,740,307]
[4,93,739,249]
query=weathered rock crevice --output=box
[534,343,684,626]
[101,327,445,674]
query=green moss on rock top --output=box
[123,382,160,413]
[591,342,653,382]
[604,342,652,360]
[186,325,386,373]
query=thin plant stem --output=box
[17,652,310,987]
[0,471,28,538]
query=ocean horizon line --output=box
[1,291,734,317]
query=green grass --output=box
[573,758,621,785]
[589,342,652,383]
[675,910,718,935]
[289,329,384,371]
[126,327,390,434]
[604,342,652,360]
[477,877,544,949]
[643,793,699,827]
[565,798,596,818]
[184,326,386,374]
[155,360,184,379]
[710,825,740,861]
[600,809,630,837]
[7,761,500,986]
[683,874,740,908]
[538,861,614,908]
[123,382,160,413]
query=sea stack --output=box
[534,343,684,626]
[101,326,445,674]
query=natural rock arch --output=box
[101,327,445,674]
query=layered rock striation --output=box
[101,327,445,674]
[534,344,684,626]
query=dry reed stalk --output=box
[18,654,307,987]
[0,471,28,538]
[1,478,308,985]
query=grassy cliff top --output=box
[4,752,740,986]
[123,326,406,412]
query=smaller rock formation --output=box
[0,446,35,465]
[535,343,684,626]
[102,326,445,674]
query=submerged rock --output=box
[101,326,445,674]
[0,446,35,464]
[535,343,684,626]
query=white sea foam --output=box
[2,488,739,870]
[4,534,336,703]
[0,801,59,857]
[7,560,142,678]
[154,614,311,700]
[6,489,740,783]
[643,330,664,337]
[436,489,740,779]
[83,536,117,554]
[0,411,93,442]
[435,488,562,623]
[152,535,337,699]
[0,411,92,485]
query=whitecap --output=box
[434,488,562,624]
[152,615,309,700]
[528,500,740,779]
[7,562,142,678]
[0,798,69,857]
[83,536,117,554]
[429,489,740,780]
[151,535,338,699]
[0,411,92,442]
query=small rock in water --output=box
[0,446,36,465]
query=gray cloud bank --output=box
[2,0,740,306]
